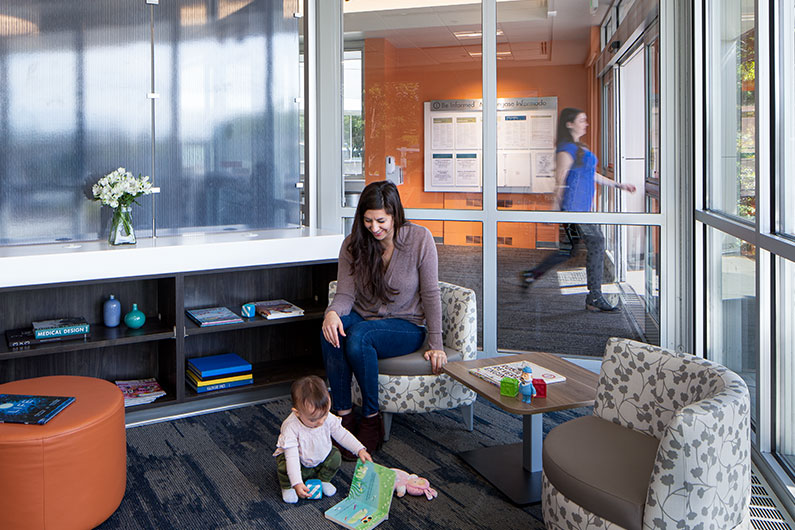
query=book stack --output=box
[187,353,253,393]
[0,394,76,425]
[185,307,244,327]
[254,299,304,320]
[6,317,91,348]
[115,378,167,407]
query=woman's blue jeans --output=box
[321,311,426,417]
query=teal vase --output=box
[124,303,146,329]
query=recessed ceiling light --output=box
[453,29,504,40]
[0,14,38,36]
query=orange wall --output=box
[364,38,594,246]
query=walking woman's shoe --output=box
[585,294,619,312]
[335,411,358,461]
[357,412,385,453]
[521,270,537,288]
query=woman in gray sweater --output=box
[321,180,446,454]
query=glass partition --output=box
[706,227,758,426]
[343,1,482,210]
[0,0,302,245]
[706,0,756,221]
[497,221,660,356]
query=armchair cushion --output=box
[378,341,464,376]
[543,415,659,530]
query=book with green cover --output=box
[324,461,396,530]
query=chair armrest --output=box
[439,281,477,361]
[644,377,751,529]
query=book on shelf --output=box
[469,360,566,387]
[0,394,75,425]
[185,307,244,327]
[325,460,396,530]
[31,317,90,339]
[187,377,254,394]
[254,299,304,320]
[187,353,252,378]
[6,327,90,348]
[186,365,251,383]
[186,369,252,387]
[114,378,167,407]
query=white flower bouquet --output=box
[92,167,153,208]
[92,168,153,245]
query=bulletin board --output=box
[423,97,558,193]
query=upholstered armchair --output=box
[328,280,478,440]
[542,337,750,530]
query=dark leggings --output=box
[529,223,605,298]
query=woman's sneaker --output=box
[521,270,537,288]
[585,294,619,312]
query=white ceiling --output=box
[343,0,610,65]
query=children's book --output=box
[469,360,566,387]
[325,461,397,530]
[185,307,244,327]
[187,353,252,378]
[254,299,304,320]
[0,394,75,425]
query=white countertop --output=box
[0,228,344,289]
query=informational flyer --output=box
[498,114,529,150]
[431,153,455,186]
[530,114,555,148]
[455,153,480,187]
[431,117,454,150]
[499,151,532,188]
[533,151,557,193]
[455,116,481,149]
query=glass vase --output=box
[109,205,136,245]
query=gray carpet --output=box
[99,397,591,529]
[438,245,642,357]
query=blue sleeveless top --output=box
[557,141,598,212]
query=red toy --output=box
[532,378,547,398]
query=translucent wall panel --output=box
[0,1,152,244]
[778,258,795,473]
[706,0,756,221]
[343,2,482,210]
[706,227,757,424]
[153,0,300,233]
[496,221,660,356]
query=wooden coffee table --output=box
[443,352,598,505]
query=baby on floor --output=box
[273,375,372,503]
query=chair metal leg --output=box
[460,403,474,431]
[383,412,393,441]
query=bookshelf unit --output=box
[0,229,343,424]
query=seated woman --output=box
[321,180,447,455]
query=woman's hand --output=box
[322,311,345,348]
[618,182,637,193]
[424,349,447,374]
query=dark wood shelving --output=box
[0,320,175,360]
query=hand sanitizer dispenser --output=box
[385,156,404,185]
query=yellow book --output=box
[186,369,253,387]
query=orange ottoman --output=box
[0,376,126,530]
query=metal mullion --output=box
[695,209,758,243]
[482,0,497,356]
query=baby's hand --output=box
[294,483,310,498]
[358,448,372,462]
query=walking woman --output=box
[522,107,636,311]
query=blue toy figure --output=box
[305,479,323,499]
[518,366,537,404]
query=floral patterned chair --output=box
[542,337,751,530]
[328,280,478,440]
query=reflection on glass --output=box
[343,1,482,209]
[496,222,660,356]
[708,0,756,220]
[778,258,795,473]
[646,36,661,214]
[413,219,483,348]
[785,6,795,235]
[154,0,300,233]
[707,229,757,424]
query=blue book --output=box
[0,394,76,425]
[187,378,253,393]
[187,353,252,378]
